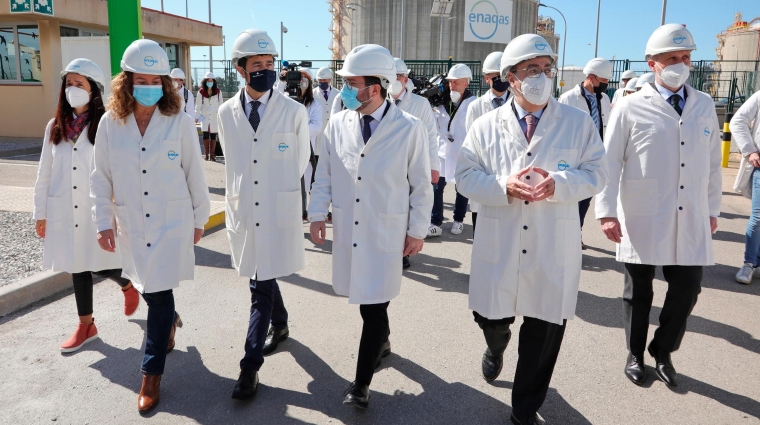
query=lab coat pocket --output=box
[165,198,193,238]
[554,218,580,266]
[161,140,182,169]
[276,190,302,227]
[46,196,63,228]
[271,132,297,160]
[378,213,407,253]
[472,217,499,264]
[549,148,578,172]
[114,205,129,237]
[620,179,658,216]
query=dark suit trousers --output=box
[474,313,566,418]
[578,197,592,228]
[240,278,289,371]
[623,263,702,355]
[355,302,390,386]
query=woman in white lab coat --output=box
[195,71,224,161]
[296,69,323,218]
[90,40,210,414]
[33,58,138,354]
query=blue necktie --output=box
[587,94,600,130]
[362,115,373,144]
[492,97,504,109]
[248,101,261,132]
[668,94,683,116]
[323,90,329,102]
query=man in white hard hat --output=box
[170,68,195,119]
[428,63,476,238]
[389,57,440,268]
[308,44,432,409]
[635,72,655,90]
[611,69,637,106]
[456,34,608,425]
[217,29,311,401]
[465,51,510,230]
[596,24,721,389]
[559,57,613,249]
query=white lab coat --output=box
[444,93,476,183]
[610,87,626,107]
[308,102,433,304]
[730,90,760,156]
[392,90,440,172]
[304,100,323,153]
[33,119,122,273]
[330,93,344,118]
[594,84,722,266]
[433,105,450,174]
[178,86,195,119]
[558,84,611,136]
[91,110,211,294]
[217,89,311,280]
[195,89,224,133]
[456,97,608,324]
[313,85,338,156]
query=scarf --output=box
[65,111,90,142]
[200,87,220,99]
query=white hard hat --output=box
[170,68,186,79]
[336,44,396,88]
[636,72,655,88]
[299,68,313,80]
[204,72,216,80]
[624,77,638,92]
[583,58,613,79]
[645,23,696,57]
[500,34,557,78]
[482,51,503,74]
[61,58,106,92]
[120,39,170,75]
[232,29,278,64]
[394,58,410,75]
[316,67,333,80]
[446,63,473,80]
[621,69,637,80]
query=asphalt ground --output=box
[0,162,758,424]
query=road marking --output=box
[0,162,38,167]
[1,153,39,159]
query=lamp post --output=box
[594,0,601,57]
[538,3,567,92]
[660,0,667,25]
[281,22,288,67]
[208,0,212,74]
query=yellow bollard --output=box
[721,113,733,168]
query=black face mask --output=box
[491,75,510,92]
[594,81,608,94]
[248,69,277,93]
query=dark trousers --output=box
[578,197,592,228]
[431,177,448,226]
[453,186,469,223]
[474,313,566,419]
[141,290,176,375]
[71,269,130,316]
[240,278,289,371]
[355,302,390,386]
[472,212,478,232]
[623,263,702,355]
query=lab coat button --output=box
[356,199,360,202]
[73,148,77,151]
[253,160,257,163]
[144,192,148,195]
[524,201,529,205]
[142,147,146,151]
[355,221,358,225]
[526,176,530,180]
[255,181,258,184]
[679,207,683,211]
[527,152,532,156]
[353,243,357,247]
[254,139,258,142]
[361,154,365,157]
[73,186,77,189]
[523,225,528,230]
[256,223,260,226]
[74,205,78,209]
[522,249,527,254]
[681,142,685,145]
[146,214,150,217]
[75,224,78,227]
[681,163,684,167]
[255,202,259,206]
[147,243,151,247]
[143,170,147,174]
[680,185,684,189]
[73,167,76,170]
[358,177,362,180]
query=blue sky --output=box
[141,0,760,67]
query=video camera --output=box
[280,60,312,100]
[410,72,450,107]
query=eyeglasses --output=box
[513,67,557,78]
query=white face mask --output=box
[389,79,404,97]
[655,62,690,89]
[172,81,180,89]
[514,73,552,106]
[300,79,310,90]
[65,86,91,108]
[450,90,462,103]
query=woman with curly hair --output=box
[90,39,210,414]
[195,71,224,160]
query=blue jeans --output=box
[431,177,448,226]
[453,186,469,223]
[745,168,760,265]
[141,290,176,375]
[240,278,289,371]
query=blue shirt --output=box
[655,82,686,110]
[513,101,545,135]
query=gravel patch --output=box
[0,211,44,287]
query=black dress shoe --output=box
[343,381,370,409]
[624,352,647,385]
[374,340,392,369]
[262,326,289,356]
[510,413,543,425]
[402,256,411,269]
[231,369,259,400]
[482,329,511,382]
[648,344,678,388]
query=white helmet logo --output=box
[144,56,158,67]
[257,39,269,48]
[672,35,686,45]
[534,42,547,51]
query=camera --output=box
[280,60,312,99]
[410,72,450,107]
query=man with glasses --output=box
[456,34,608,425]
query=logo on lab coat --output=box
[278,143,289,152]
[258,39,270,49]
[673,35,686,45]
[704,128,710,136]
[167,150,179,160]
[557,160,569,171]
[144,56,159,67]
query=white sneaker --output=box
[450,221,464,235]
[735,263,754,285]
[427,224,442,238]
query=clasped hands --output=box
[507,167,555,202]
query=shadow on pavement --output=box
[194,245,233,270]
[675,374,760,420]
[403,252,470,294]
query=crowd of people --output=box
[30,21,743,424]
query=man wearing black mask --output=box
[559,57,612,249]
[217,28,311,401]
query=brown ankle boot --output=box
[167,313,183,353]
[138,373,161,414]
[203,139,210,160]
[209,140,217,161]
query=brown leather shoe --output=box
[167,313,183,353]
[138,374,161,414]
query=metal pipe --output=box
[660,0,667,25]
[538,4,567,93]
[160,0,164,12]
[281,22,285,62]
[594,0,601,57]
[439,16,443,60]
[208,0,212,74]
[186,0,188,18]
[400,0,406,58]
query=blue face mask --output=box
[133,85,163,107]
[340,84,371,111]
[318,82,330,91]
[205,81,214,88]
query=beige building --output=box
[0,0,222,138]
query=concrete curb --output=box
[0,271,72,317]
[0,146,42,158]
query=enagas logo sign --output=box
[464,0,513,44]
